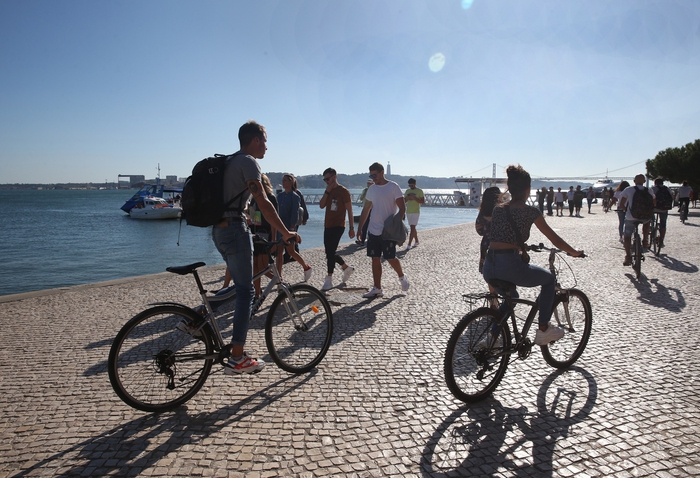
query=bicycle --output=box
[649,212,661,256]
[444,244,592,403]
[630,221,645,279]
[108,236,333,413]
[680,201,689,224]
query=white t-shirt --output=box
[678,186,691,199]
[621,184,655,221]
[554,192,564,202]
[366,181,403,236]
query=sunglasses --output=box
[323,176,332,182]
[369,173,378,179]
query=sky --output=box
[1,0,699,184]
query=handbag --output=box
[504,205,530,264]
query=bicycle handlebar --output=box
[527,243,586,258]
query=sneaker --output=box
[413,242,419,248]
[477,333,503,350]
[176,319,203,338]
[534,324,565,345]
[362,286,383,298]
[224,352,265,375]
[321,275,334,291]
[303,266,312,282]
[342,265,354,283]
[623,256,632,266]
[399,275,410,292]
[405,244,412,251]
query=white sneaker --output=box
[321,275,333,291]
[534,324,565,345]
[405,244,412,251]
[362,286,383,298]
[342,266,354,283]
[413,242,419,248]
[303,266,312,282]
[399,275,410,292]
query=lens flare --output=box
[429,52,446,72]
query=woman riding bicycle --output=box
[482,165,584,346]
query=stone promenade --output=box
[1,206,699,477]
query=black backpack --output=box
[181,153,245,227]
[655,185,673,210]
[630,186,654,221]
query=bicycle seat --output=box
[487,279,516,292]
[166,262,207,275]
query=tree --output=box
[646,139,700,193]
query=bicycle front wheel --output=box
[444,308,511,403]
[108,305,214,412]
[541,289,592,368]
[265,284,333,373]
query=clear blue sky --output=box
[1,0,699,184]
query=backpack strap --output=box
[223,152,249,215]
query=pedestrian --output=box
[247,173,278,298]
[355,179,372,245]
[602,187,610,212]
[567,186,575,216]
[586,186,595,214]
[276,173,313,282]
[404,178,425,250]
[211,120,299,374]
[319,167,355,291]
[482,165,583,345]
[574,185,585,217]
[357,162,410,298]
[554,187,564,216]
[611,180,630,243]
[619,174,655,266]
[475,186,501,275]
[538,186,547,214]
[546,187,554,216]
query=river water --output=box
[0,188,478,296]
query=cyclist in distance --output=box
[482,165,584,346]
[213,120,300,375]
[651,178,673,248]
[618,174,656,266]
[677,180,692,216]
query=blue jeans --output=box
[212,221,254,347]
[616,209,626,237]
[483,251,556,326]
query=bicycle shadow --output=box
[328,295,402,347]
[625,274,686,311]
[420,367,597,477]
[11,372,315,477]
[648,253,698,274]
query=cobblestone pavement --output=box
[1,207,699,477]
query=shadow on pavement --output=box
[420,366,597,477]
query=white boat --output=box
[592,177,618,197]
[129,197,182,220]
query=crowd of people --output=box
[210,119,694,375]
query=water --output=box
[0,188,477,297]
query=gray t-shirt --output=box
[222,152,261,219]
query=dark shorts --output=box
[366,233,396,260]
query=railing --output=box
[304,193,470,207]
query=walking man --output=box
[546,187,554,216]
[555,187,564,216]
[319,167,355,291]
[567,186,575,216]
[213,120,299,374]
[357,162,410,298]
[404,178,425,250]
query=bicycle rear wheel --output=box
[632,234,643,279]
[444,308,511,403]
[541,289,592,368]
[265,284,333,373]
[108,305,214,412]
[650,218,659,256]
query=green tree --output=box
[646,139,700,192]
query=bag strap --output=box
[504,205,527,254]
[223,152,248,213]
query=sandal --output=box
[623,256,632,266]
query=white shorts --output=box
[407,213,420,226]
